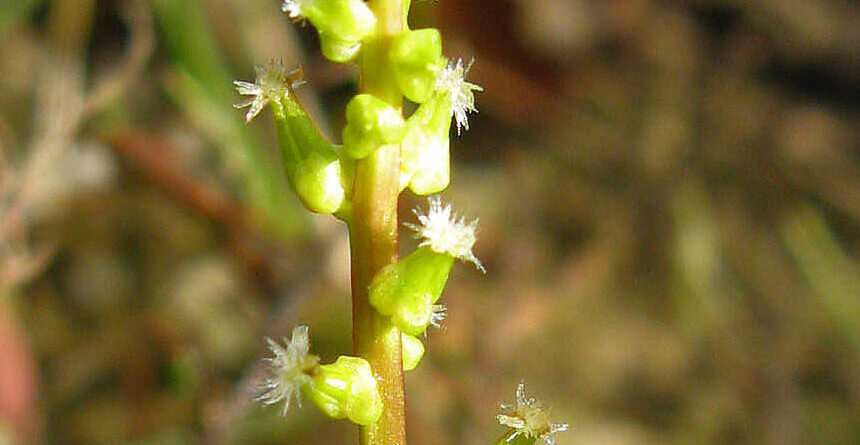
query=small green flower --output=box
[496,381,568,445]
[235,64,351,215]
[256,327,383,426]
[369,198,481,335]
[400,58,482,194]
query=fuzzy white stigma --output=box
[435,58,483,135]
[429,304,447,330]
[406,197,483,271]
[233,61,305,122]
[497,381,568,445]
[256,325,318,417]
[281,0,305,19]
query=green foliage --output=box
[0,0,45,35]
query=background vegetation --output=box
[0,0,857,444]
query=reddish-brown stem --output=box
[350,0,406,444]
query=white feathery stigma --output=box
[497,381,568,445]
[405,196,484,272]
[281,0,305,19]
[256,325,318,417]
[429,304,447,330]
[435,58,483,135]
[233,60,305,122]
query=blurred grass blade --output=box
[151,0,232,100]
[164,67,306,237]
[781,207,860,349]
[152,0,305,237]
[0,0,44,34]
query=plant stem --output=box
[350,0,406,444]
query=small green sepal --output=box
[401,333,425,371]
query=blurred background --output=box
[0,0,858,444]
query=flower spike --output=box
[256,325,319,416]
[436,58,483,134]
[406,196,483,271]
[497,381,568,445]
[233,61,305,122]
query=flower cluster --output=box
[257,326,383,425]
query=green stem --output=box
[350,0,405,444]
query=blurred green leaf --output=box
[782,207,860,349]
[152,0,306,237]
[0,0,44,34]
[151,0,233,100]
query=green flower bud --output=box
[369,246,453,335]
[343,94,406,159]
[401,333,425,372]
[390,29,445,103]
[283,0,376,43]
[302,355,384,426]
